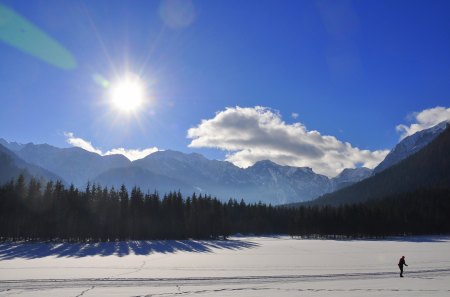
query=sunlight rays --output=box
[110,75,145,113]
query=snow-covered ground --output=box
[1,236,450,296]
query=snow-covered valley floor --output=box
[1,236,450,296]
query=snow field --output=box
[1,236,450,296]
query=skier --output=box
[398,256,408,277]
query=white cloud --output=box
[103,147,159,161]
[291,112,299,119]
[187,106,388,177]
[64,132,102,155]
[396,106,450,139]
[64,132,159,161]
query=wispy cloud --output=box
[64,132,102,155]
[187,106,388,177]
[103,147,160,161]
[396,106,450,139]
[64,132,159,161]
[291,112,299,119]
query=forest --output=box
[1,175,449,241]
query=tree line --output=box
[0,175,288,241]
[0,175,449,241]
[290,187,450,238]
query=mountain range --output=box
[1,121,448,204]
[0,141,370,204]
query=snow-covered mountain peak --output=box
[250,160,279,168]
[334,167,372,182]
[374,121,449,174]
[0,138,25,152]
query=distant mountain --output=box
[373,121,449,174]
[133,150,247,188]
[330,167,373,191]
[310,125,450,206]
[93,166,195,194]
[12,143,130,187]
[98,156,333,204]
[0,138,24,152]
[245,160,332,204]
[134,155,358,204]
[0,144,62,185]
[130,150,255,199]
[0,140,376,204]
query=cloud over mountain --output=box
[396,106,450,139]
[64,132,159,161]
[187,106,388,177]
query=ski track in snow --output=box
[74,285,95,297]
[136,287,450,297]
[73,260,147,297]
[109,260,147,278]
[2,268,450,292]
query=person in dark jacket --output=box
[398,256,408,277]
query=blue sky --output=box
[1,0,449,176]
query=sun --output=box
[110,75,145,113]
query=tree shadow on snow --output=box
[0,239,259,260]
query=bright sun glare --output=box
[110,76,145,113]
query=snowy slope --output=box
[374,121,449,174]
[1,236,449,296]
[330,167,373,191]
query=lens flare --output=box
[0,3,76,69]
